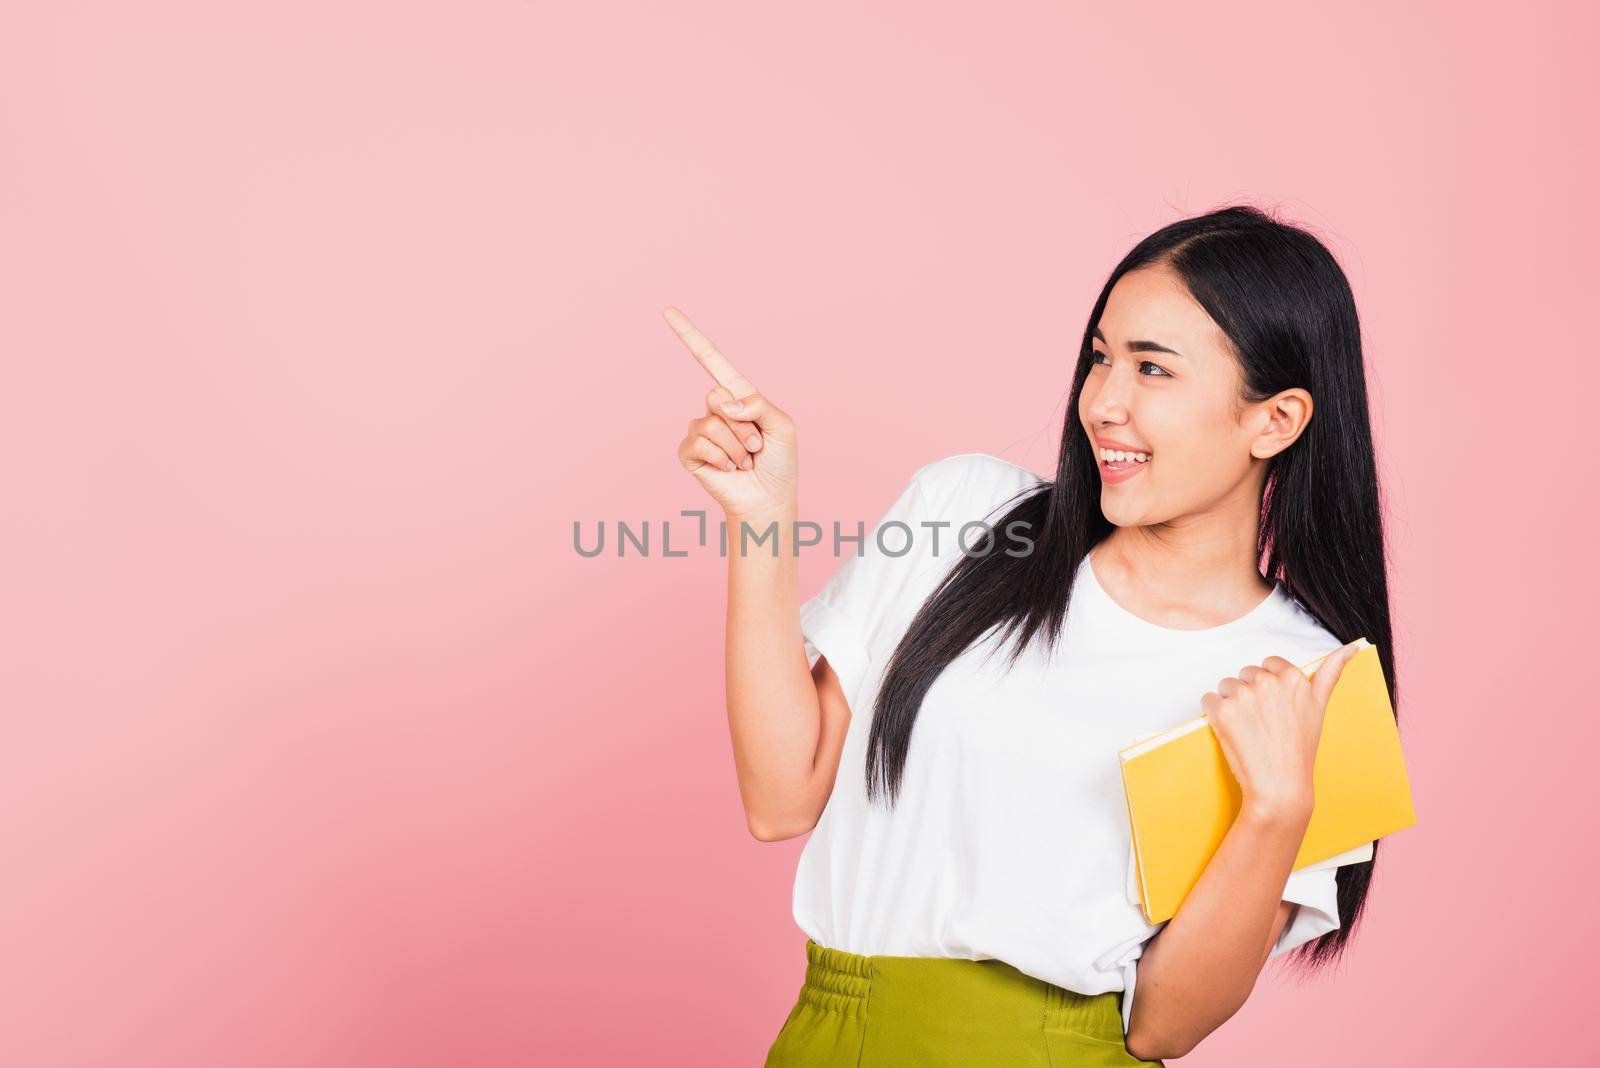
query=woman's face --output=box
[1077,263,1299,529]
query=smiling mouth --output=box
[1096,445,1150,483]
[1098,447,1151,471]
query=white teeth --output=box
[1099,448,1150,464]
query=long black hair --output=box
[864,204,1396,973]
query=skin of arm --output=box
[1124,798,1310,1061]
[724,500,846,841]
[1124,640,1361,1060]
[661,307,843,843]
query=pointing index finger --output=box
[661,306,758,399]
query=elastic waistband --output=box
[798,940,874,1020]
[798,939,1125,1043]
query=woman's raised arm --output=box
[664,307,842,841]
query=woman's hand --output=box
[1202,639,1366,820]
[664,306,799,521]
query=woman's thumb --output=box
[1310,638,1365,707]
[718,392,791,435]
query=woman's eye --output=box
[1088,351,1177,377]
[1091,350,1170,377]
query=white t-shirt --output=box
[795,452,1362,1037]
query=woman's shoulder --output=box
[906,452,1050,525]
[1261,585,1345,660]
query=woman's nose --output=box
[1085,365,1133,422]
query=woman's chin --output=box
[1098,492,1157,528]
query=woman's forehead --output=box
[1098,267,1227,359]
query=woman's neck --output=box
[1090,508,1273,631]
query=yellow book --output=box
[1119,639,1416,925]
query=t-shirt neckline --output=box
[1079,549,1286,638]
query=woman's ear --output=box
[1248,387,1313,460]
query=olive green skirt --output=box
[764,939,1163,1067]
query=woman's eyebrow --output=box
[1091,325,1186,359]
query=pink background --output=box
[2,2,1593,1064]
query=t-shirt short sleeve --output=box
[1118,853,1365,1036]
[800,453,1042,716]
[1271,861,1348,957]
[800,467,937,717]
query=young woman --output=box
[667,204,1394,1066]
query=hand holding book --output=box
[1120,639,1416,924]
[1201,638,1367,821]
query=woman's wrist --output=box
[1238,790,1314,830]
